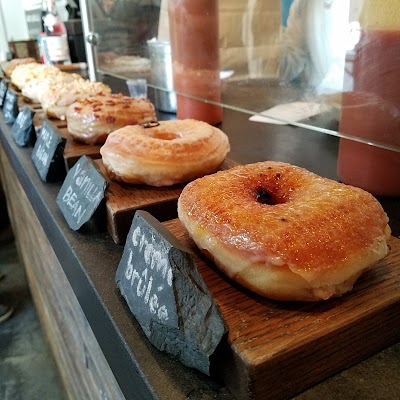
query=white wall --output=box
[1,0,29,41]
[0,1,10,61]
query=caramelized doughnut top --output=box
[178,161,389,279]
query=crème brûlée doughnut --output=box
[177,161,391,301]
[100,119,230,187]
[66,94,157,145]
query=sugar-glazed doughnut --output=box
[100,119,230,187]
[178,161,391,301]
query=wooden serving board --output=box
[163,218,400,400]
[95,159,183,244]
[17,96,41,112]
[96,158,239,245]
[58,127,102,170]
[32,110,68,130]
[10,85,41,112]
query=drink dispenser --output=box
[337,0,400,196]
[168,0,223,125]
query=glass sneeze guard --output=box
[82,0,400,195]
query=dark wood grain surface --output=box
[164,218,400,400]
[0,144,125,400]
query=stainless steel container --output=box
[147,40,177,113]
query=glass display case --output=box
[82,0,400,195]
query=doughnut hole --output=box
[146,129,183,140]
[255,187,287,206]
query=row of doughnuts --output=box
[10,61,111,120]
[8,59,390,303]
[7,60,231,188]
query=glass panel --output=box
[88,0,400,154]
[89,0,160,77]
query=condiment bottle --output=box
[40,0,71,65]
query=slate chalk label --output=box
[12,106,36,147]
[0,79,7,107]
[57,155,108,231]
[32,120,66,182]
[3,89,19,124]
[116,211,227,375]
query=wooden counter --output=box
[1,87,399,399]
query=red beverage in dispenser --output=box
[337,2,400,196]
[168,0,223,125]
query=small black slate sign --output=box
[116,211,227,375]
[3,89,19,124]
[32,120,66,182]
[56,156,108,231]
[12,106,36,147]
[0,79,7,107]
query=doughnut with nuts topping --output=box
[66,94,157,145]
[178,161,391,301]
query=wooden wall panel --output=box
[0,144,126,400]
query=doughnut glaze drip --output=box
[178,161,390,301]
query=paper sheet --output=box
[249,102,331,125]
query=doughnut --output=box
[100,119,230,187]
[178,161,391,301]
[22,72,82,103]
[66,94,157,145]
[10,63,61,90]
[98,53,151,75]
[38,78,111,120]
[4,58,37,77]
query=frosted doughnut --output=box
[100,119,230,187]
[178,161,391,301]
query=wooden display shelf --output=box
[163,218,400,400]
[0,143,125,400]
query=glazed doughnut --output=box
[100,119,230,186]
[4,58,37,77]
[38,78,111,120]
[10,63,61,90]
[66,94,157,145]
[178,161,391,301]
[22,72,82,103]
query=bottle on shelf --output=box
[39,0,71,65]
